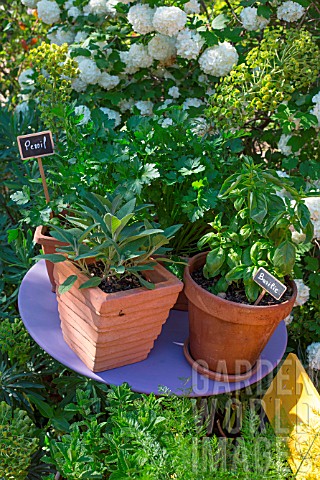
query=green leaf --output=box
[7,229,19,243]
[79,277,101,290]
[34,253,66,263]
[117,198,136,219]
[136,275,155,290]
[58,275,78,295]
[249,192,267,224]
[205,248,225,277]
[272,241,296,275]
[257,5,273,18]
[211,14,229,30]
[245,279,260,302]
[225,265,246,282]
[297,202,311,229]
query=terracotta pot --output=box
[184,252,297,381]
[34,226,68,292]
[53,260,183,372]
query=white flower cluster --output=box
[278,134,292,156]
[75,105,91,125]
[67,6,81,19]
[100,107,121,127]
[240,7,270,31]
[148,35,176,62]
[84,0,110,16]
[311,92,320,127]
[284,314,294,326]
[291,230,306,244]
[22,0,39,7]
[277,1,305,22]
[199,42,238,77]
[183,0,200,14]
[182,97,203,110]
[176,28,204,60]
[128,4,155,34]
[294,279,310,307]
[98,72,120,90]
[168,86,180,99]
[153,6,187,37]
[77,58,101,84]
[159,117,173,128]
[47,27,75,46]
[37,0,60,24]
[18,69,35,89]
[306,343,320,370]
[120,44,153,74]
[135,100,154,116]
[303,196,320,239]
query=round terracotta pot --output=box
[184,252,297,378]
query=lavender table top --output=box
[18,260,288,397]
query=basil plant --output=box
[198,157,314,302]
[36,192,181,293]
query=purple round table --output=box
[18,261,287,397]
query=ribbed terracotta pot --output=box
[184,252,297,380]
[53,260,183,372]
[34,226,67,292]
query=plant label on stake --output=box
[17,131,54,205]
[253,267,287,305]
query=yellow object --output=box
[263,353,320,479]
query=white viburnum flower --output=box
[118,98,134,112]
[77,58,101,84]
[100,107,121,127]
[176,28,204,60]
[303,196,320,239]
[71,77,87,92]
[240,7,270,31]
[310,102,320,127]
[120,44,153,74]
[64,0,74,9]
[15,102,29,117]
[294,279,310,307]
[22,0,39,7]
[284,314,294,326]
[37,0,61,24]
[75,31,89,43]
[148,34,176,62]
[168,86,180,98]
[312,92,320,104]
[18,69,35,89]
[182,97,204,110]
[84,0,110,16]
[68,6,81,18]
[135,100,154,116]
[47,27,75,45]
[277,1,305,22]
[199,42,238,77]
[153,6,187,37]
[159,117,173,128]
[291,230,306,244]
[276,170,290,178]
[98,72,120,90]
[184,0,200,14]
[75,105,91,125]
[278,134,292,156]
[307,343,320,370]
[127,4,155,34]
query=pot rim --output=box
[185,251,297,310]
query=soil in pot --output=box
[191,267,293,306]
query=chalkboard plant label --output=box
[17,131,54,159]
[253,267,287,301]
